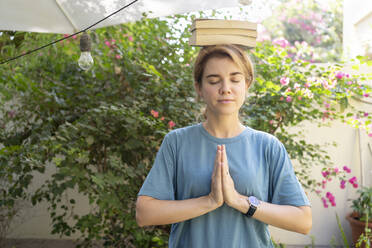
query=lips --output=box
[218,99,234,102]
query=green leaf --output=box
[86,136,94,145]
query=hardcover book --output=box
[189,19,257,48]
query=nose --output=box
[219,80,231,95]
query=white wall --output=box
[343,0,372,59]
[270,117,372,246]
[8,161,90,240]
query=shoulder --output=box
[244,127,287,160]
[164,123,201,141]
[162,123,201,147]
[246,126,281,147]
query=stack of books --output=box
[189,19,257,48]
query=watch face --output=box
[249,196,259,206]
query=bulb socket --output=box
[80,32,91,52]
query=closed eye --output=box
[231,78,243,83]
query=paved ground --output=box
[3,239,346,248]
[4,239,102,248]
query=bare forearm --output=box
[231,194,312,234]
[254,202,312,234]
[136,195,218,227]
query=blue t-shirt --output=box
[138,123,310,248]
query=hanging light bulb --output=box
[78,32,94,70]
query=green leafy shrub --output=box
[351,186,372,222]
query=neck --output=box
[203,113,245,138]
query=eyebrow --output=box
[205,72,243,78]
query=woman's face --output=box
[195,56,248,117]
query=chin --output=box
[215,110,239,116]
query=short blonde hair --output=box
[193,44,254,88]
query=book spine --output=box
[193,20,257,30]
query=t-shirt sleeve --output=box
[267,137,311,207]
[137,133,176,200]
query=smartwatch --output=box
[245,196,260,217]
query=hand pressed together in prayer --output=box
[208,145,241,209]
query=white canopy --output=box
[0,0,249,34]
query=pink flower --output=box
[128,36,134,42]
[347,81,353,85]
[280,97,284,101]
[335,71,345,79]
[286,96,292,103]
[340,180,346,189]
[160,116,165,121]
[326,192,336,206]
[364,93,370,97]
[369,133,372,137]
[288,17,299,24]
[104,40,111,47]
[322,180,327,189]
[168,120,176,129]
[348,176,357,184]
[333,167,339,174]
[321,197,328,208]
[353,183,359,188]
[273,37,290,48]
[280,77,290,86]
[321,171,329,178]
[269,120,274,125]
[364,112,369,117]
[298,96,302,100]
[115,54,122,59]
[343,165,351,173]
[315,36,322,44]
[150,110,159,118]
[304,83,310,88]
[324,101,330,109]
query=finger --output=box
[220,146,225,177]
[220,145,224,164]
[222,145,229,175]
[216,150,222,180]
[212,145,220,178]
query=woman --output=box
[136,44,312,247]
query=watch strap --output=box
[245,202,257,217]
[245,196,258,217]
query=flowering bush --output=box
[246,40,371,205]
[262,0,343,62]
[315,165,358,208]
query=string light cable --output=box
[0,0,139,65]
